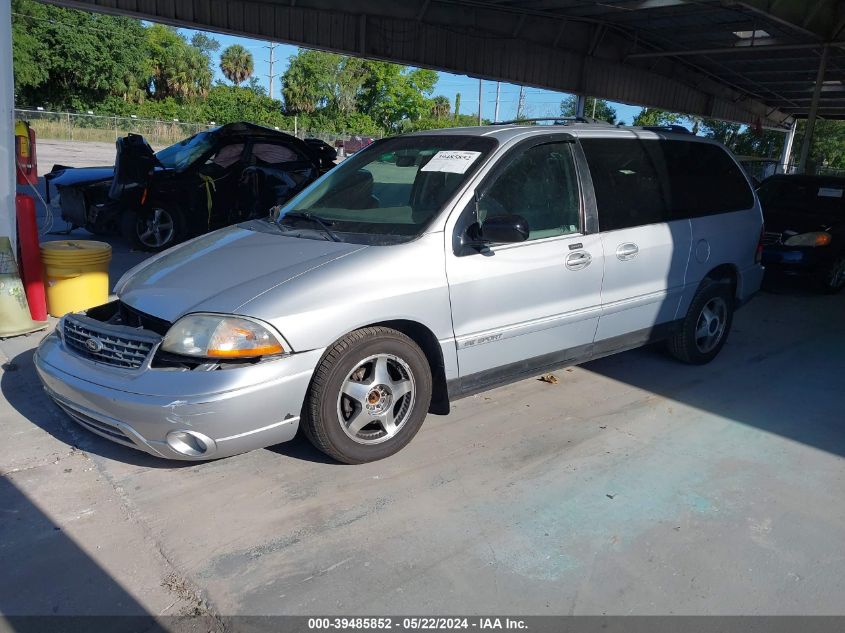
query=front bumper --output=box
[761,245,828,275]
[35,331,323,460]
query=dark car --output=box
[46,122,335,251]
[757,174,845,293]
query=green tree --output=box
[244,77,268,97]
[220,44,254,87]
[11,0,149,109]
[190,32,220,56]
[430,96,451,118]
[146,25,212,100]
[454,93,462,119]
[633,107,683,127]
[792,120,845,170]
[560,95,617,123]
[281,49,335,113]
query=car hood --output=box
[48,166,114,188]
[118,224,367,323]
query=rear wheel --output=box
[301,327,432,464]
[667,280,734,365]
[819,257,845,294]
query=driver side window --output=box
[478,142,580,240]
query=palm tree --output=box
[220,44,254,87]
[430,96,450,118]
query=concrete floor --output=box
[2,262,844,617]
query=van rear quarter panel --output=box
[680,206,764,315]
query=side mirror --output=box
[469,214,529,245]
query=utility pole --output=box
[494,81,501,122]
[265,42,277,99]
[517,85,526,120]
[478,79,483,125]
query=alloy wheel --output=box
[694,296,728,354]
[336,353,416,445]
[137,208,175,249]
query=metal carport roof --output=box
[34,0,845,130]
[4,1,845,248]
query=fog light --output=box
[166,430,215,457]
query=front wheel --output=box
[667,281,734,365]
[301,327,432,464]
[819,257,845,294]
[123,205,182,252]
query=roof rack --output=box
[640,124,692,134]
[491,116,612,126]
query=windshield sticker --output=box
[818,187,844,198]
[420,150,482,174]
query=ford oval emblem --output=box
[85,337,104,353]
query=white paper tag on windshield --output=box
[818,187,843,198]
[420,150,482,174]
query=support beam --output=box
[798,45,830,174]
[0,1,14,251]
[779,119,798,174]
[575,95,586,118]
[628,41,843,59]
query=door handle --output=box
[616,243,639,261]
[565,251,592,271]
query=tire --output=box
[301,327,433,464]
[667,280,734,365]
[124,205,183,252]
[819,257,845,294]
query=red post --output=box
[15,193,47,321]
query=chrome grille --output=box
[62,314,160,369]
[761,231,782,245]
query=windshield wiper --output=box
[278,211,342,242]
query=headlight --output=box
[161,314,285,359]
[784,231,832,247]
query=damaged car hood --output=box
[47,166,114,188]
[117,223,366,322]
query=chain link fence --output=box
[15,108,381,153]
[15,108,209,146]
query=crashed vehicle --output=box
[758,174,845,293]
[46,122,335,251]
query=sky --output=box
[186,28,644,125]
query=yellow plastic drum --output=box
[41,240,112,317]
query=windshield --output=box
[276,135,497,244]
[758,177,845,215]
[155,131,214,170]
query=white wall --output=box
[0,1,14,252]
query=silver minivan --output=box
[36,123,765,464]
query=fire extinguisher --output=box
[14,120,38,186]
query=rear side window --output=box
[660,141,754,218]
[580,138,669,231]
[581,138,753,232]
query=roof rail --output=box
[491,116,613,126]
[640,124,692,134]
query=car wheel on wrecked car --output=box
[124,205,183,252]
[301,326,433,464]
